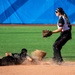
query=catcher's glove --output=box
[42,30,52,37]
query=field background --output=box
[0,25,75,61]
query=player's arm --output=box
[52,27,62,34]
[26,54,33,62]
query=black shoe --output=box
[58,58,63,62]
[56,59,63,65]
[52,57,63,65]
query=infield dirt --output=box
[0,60,75,75]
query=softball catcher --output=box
[42,7,72,64]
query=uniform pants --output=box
[53,30,71,62]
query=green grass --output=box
[0,26,75,61]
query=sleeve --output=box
[12,53,20,58]
[58,17,64,27]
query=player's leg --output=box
[53,34,69,63]
[52,36,62,62]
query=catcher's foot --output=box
[56,59,64,65]
[52,57,63,65]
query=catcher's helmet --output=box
[21,48,27,54]
[56,7,64,14]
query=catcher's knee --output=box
[53,43,58,51]
[53,43,57,48]
[53,44,62,52]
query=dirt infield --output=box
[0,60,75,75]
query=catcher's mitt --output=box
[42,30,52,37]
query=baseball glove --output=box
[42,30,52,37]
